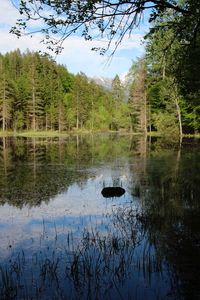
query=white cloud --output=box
[0,0,146,77]
[0,0,20,26]
[116,34,144,51]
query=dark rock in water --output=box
[101,187,125,198]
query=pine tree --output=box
[0,57,13,131]
[128,59,147,134]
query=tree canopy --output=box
[11,0,199,54]
[0,50,130,132]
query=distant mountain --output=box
[91,76,113,90]
[119,72,129,85]
[91,72,129,90]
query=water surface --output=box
[0,135,199,300]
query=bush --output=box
[153,112,179,137]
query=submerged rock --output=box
[101,187,125,198]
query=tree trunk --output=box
[45,112,48,131]
[174,92,183,142]
[176,99,182,139]
[76,93,79,129]
[32,78,36,132]
[144,91,147,136]
[148,103,151,134]
[91,98,94,131]
[162,55,166,80]
[59,105,62,132]
[2,77,6,132]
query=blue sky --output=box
[0,0,149,79]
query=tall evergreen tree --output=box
[0,50,132,132]
[128,59,147,134]
[0,57,13,131]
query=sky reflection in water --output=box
[0,135,199,299]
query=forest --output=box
[0,50,130,133]
[1,2,200,136]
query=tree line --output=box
[0,50,129,132]
[1,29,200,136]
[10,0,200,138]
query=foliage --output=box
[11,1,196,55]
[152,111,179,137]
[126,58,148,133]
[144,5,200,135]
[8,0,200,137]
[0,50,131,132]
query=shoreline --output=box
[0,130,199,138]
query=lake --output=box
[0,134,199,300]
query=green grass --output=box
[16,130,70,137]
[183,133,200,138]
[0,129,199,138]
[0,130,70,138]
[0,131,14,137]
[0,129,140,138]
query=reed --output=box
[0,208,167,299]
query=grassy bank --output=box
[0,129,144,138]
[0,130,199,138]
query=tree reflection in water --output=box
[0,135,199,299]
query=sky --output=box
[0,0,149,79]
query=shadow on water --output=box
[0,134,199,299]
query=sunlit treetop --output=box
[10,0,198,55]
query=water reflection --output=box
[0,135,199,299]
[0,135,135,207]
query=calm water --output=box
[0,135,199,300]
